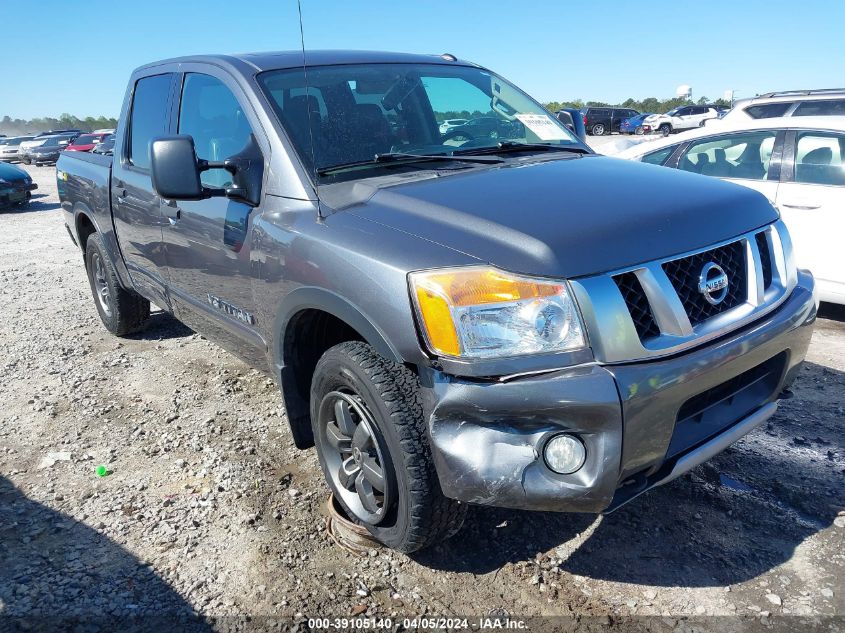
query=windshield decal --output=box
[515,114,571,141]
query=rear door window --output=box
[793,132,845,185]
[793,99,845,117]
[128,73,174,169]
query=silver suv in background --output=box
[722,88,845,123]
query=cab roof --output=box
[136,50,476,75]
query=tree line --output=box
[542,95,731,114]
[0,114,118,136]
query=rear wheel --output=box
[84,233,150,336]
[311,341,466,552]
[592,123,606,136]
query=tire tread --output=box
[314,341,466,552]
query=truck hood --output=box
[333,155,779,279]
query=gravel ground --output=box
[0,164,843,630]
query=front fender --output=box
[271,286,406,449]
[272,286,403,370]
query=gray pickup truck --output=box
[57,51,817,552]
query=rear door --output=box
[111,72,177,309]
[162,69,268,356]
[776,130,845,298]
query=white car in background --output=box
[642,105,723,136]
[615,116,845,305]
[438,118,468,134]
[0,135,35,162]
[720,88,845,123]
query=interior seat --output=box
[704,148,732,177]
[731,143,765,180]
[797,147,835,184]
[350,103,394,158]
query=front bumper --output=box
[30,152,60,163]
[424,270,816,512]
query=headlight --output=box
[409,267,586,359]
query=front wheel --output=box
[311,341,466,552]
[658,123,671,136]
[635,126,645,135]
[85,233,150,336]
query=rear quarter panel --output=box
[57,151,134,289]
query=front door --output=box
[776,130,845,299]
[162,71,266,358]
[676,129,782,203]
[111,72,177,309]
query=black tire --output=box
[635,126,645,135]
[591,123,606,136]
[658,123,672,136]
[311,341,466,552]
[84,232,150,336]
[22,157,31,165]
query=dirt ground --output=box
[0,164,842,631]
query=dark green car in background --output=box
[0,161,37,209]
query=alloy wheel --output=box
[92,252,112,317]
[318,390,395,525]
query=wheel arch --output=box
[272,287,405,449]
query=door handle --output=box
[116,188,128,202]
[781,201,820,210]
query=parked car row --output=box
[615,115,845,305]
[1,128,115,165]
[642,105,728,135]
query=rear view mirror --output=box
[150,136,204,200]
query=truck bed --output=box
[57,150,112,218]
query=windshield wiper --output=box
[317,152,503,176]
[454,141,591,156]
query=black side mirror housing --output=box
[150,134,263,206]
[150,136,205,200]
[555,108,586,142]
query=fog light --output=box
[543,434,586,474]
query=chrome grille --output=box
[613,272,659,340]
[662,240,747,326]
[569,221,796,364]
[756,231,773,289]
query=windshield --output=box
[258,62,579,178]
[665,107,682,116]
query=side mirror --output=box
[150,136,205,200]
[150,134,263,206]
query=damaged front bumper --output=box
[422,270,817,513]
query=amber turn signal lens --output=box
[410,267,574,358]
